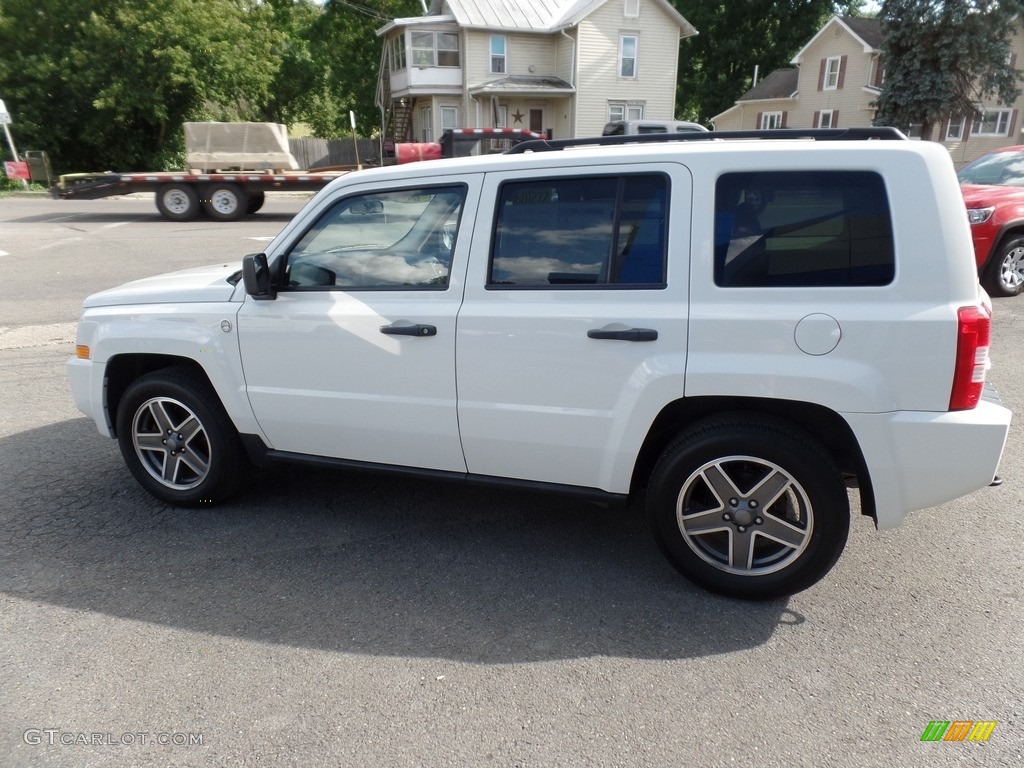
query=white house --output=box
[375,0,697,146]
[712,15,1024,165]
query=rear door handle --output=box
[587,326,658,342]
[380,322,437,337]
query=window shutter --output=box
[781,111,788,128]
[817,59,826,91]
[756,111,763,129]
[1012,53,1018,69]
[832,110,839,127]
[837,55,847,89]
[874,58,884,88]
[813,110,821,128]
[1009,109,1019,137]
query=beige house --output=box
[712,15,1024,165]
[375,0,697,147]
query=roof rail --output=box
[505,127,907,154]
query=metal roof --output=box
[423,0,695,34]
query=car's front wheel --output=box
[647,416,850,599]
[116,367,247,506]
[985,237,1024,297]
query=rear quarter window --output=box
[714,171,895,287]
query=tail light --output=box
[949,305,991,411]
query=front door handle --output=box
[380,322,437,337]
[587,326,658,342]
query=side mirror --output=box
[242,253,277,300]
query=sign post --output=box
[350,110,361,171]
[0,99,29,189]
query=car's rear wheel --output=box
[116,367,247,506]
[647,416,849,599]
[985,237,1024,297]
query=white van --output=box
[602,119,708,135]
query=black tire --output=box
[246,190,266,214]
[155,183,200,222]
[115,367,248,506]
[202,183,249,221]
[983,237,1024,297]
[647,415,850,600]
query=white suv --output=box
[67,129,1012,599]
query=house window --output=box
[946,117,966,141]
[624,0,639,17]
[436,32,460,67]
[441,106,459,131]
[619,35,638,78]
[420,106,433,142]
[608,102,644,121]
[390,35,406,71]
[972,109,1013,136]
[817,110,835,128]
[410,31,460,68]
[760,112,783,129]
[490,35,506,74]
[824,56,841,90]
[494,103,508,128]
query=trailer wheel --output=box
[156,184,200,222]
[203,183,249,222]
[246,191,266,214]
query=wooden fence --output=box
[289,137,380,170]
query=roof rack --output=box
[505,127,907,154]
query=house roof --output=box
[791,15,882,64]
[738,68,799,101]
[418,0,695,36]
[469,75,576,95]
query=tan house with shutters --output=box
[375,0,697,148]
[712,15,1024,165]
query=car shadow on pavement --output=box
[0,418,800,663]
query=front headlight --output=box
[966,206,995,224]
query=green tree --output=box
[873,0,1023,137]
[674,0,864,124]
[0,0,285,172]
[301,0,420,138]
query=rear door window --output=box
[489,173,668,288]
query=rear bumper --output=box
[845,386,1011,529]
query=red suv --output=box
[958,145,1024,297]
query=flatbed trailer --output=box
[49,170,348,222]
[49,128,547,222]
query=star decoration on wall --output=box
[511,110,525,124]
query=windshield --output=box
[957,150,1024,187]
